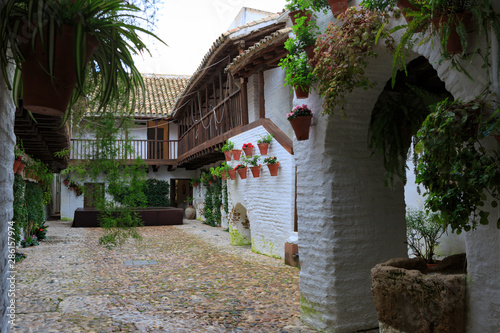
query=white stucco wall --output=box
[293,2,499,332]
[0,63,15,333]
[60,167,196,219]
[225,126,295,259]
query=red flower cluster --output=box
[242,143,254,149]
[234,164,246,170]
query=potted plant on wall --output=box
[313,7,394,116]
[257,134,274,155]
[244,155,262,178]
[234,163,248,180]
[264,156,280,176]
[288,104,313,140]
[279,37,316,99]
[190,178,200,188]
[415,98,500,233]
[220,140,235,161]
[0,0,163,119]
[242,143,255,157]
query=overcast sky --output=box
[133,0,287,75]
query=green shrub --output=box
[144,179,170,207]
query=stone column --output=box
[296,53,407,332]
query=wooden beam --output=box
[259,70,265,119]
[241,78,248,125]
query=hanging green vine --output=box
[213,178,222,225]
[12,174,27,246]
[223,182,229,215]
[204,183,215,226]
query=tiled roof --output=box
[225,27,292,74]
[172,12,286,117]
[134,74,191,118]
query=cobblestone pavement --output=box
[11,219,318,332]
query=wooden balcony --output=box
[70,139,178,166]
[177,89,245,169]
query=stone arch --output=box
[228,203,251,246]
[297,9,499,333]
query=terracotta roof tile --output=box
[225,27,292,74]
[172,12,285,116]
[134,74,191,118]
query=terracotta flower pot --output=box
[64,179,70,186]
[193,182,199,187]
[288,10,312,25]
[232,149,242,161]
[326,0,347,17]
[21,25,99,116]
[304,44,317,68]
[17,162,26,174]
[250,165,261,178]
[397,0,417,23]
[289,115,312,141]
[228,169,237,180]
[237,167,248,179]
[432,13,473,55]
[208,180,213,185]
[14,160,21,173]
[257,143,269,155]
[243,147,253,157]
[221,171,228,181]
[267,163,280,177]
[223,150,232,161]
[294,85,309,99]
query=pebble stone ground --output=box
[11,219,319,332]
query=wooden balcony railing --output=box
[70,139,178,163]
[178,89,243,156]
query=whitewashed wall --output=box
[224,126,295,259]
[60,167,196,219]
[294,2,500,332]
[0,63,14,333]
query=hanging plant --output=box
[279,38,317,98]
[415,98,500,233]
[313,7,395,116]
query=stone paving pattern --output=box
[11,220,318,332]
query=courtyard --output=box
[11,220,316,332]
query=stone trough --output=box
[72,207,184,228]
[371,254,467,333]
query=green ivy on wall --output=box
[144,179,170,207]
[203,176,225,227]
[12,174,27,246]
[25,182,45,241]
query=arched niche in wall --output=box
[229,202,251,246]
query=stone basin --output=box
[371,254,466,333]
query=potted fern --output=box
[0,0,163,119]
